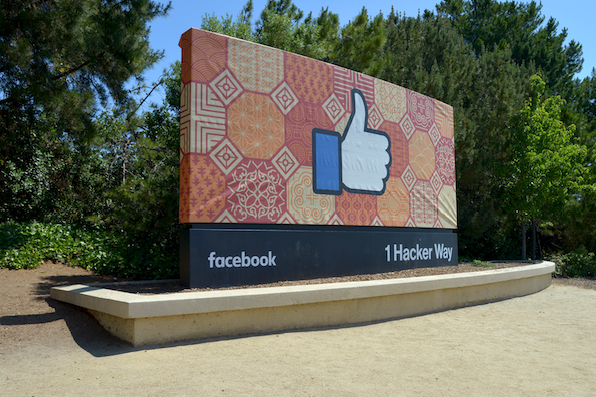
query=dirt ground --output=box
[2,262,596,396]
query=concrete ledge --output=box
[51,262,555,346]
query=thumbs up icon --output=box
[313,89,391,195]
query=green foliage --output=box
[437,0,582,94]
[502,75,588,224]
[0,221,177,279]
[329,7,386,75]
[551,249,596,278]
[471,259,495,267]
[200,11,254,42]
[0,0,171,224]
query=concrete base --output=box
[51,262,555,347]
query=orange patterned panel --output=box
[179,154,226,223]
[228,92,284,159]
[411,180,438,228]
[434,100,454,139]
[228,40,283,94]
[407,90,434,132]
[227,160,285,223]
[375,79,407,123]
[438,185,457,229]
[409,130,436,180]
[285,53,333,105]
[179,155,191,223]
[336,192,377,226]
[380,121,408,178]
[377,178,409,226]
[285,102,331,166]
[179,29,227,84]
[287,167,334,224]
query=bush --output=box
[0,221,178,280]
[550,249,596,278]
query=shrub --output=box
[471,259,495,267]
[550,250,596,278]
[0,221,178,280]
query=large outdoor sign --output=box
[179,28,458,288]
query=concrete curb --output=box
[51,262,555,346]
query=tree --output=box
[380,9,531,259]
[502,75,588,257]
[436,0,583,95]
[326,7,386,76]
[0,0,171,222]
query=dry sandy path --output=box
[2,265,596,396]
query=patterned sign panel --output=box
[179,28,457,229]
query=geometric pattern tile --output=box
[287,167,334,224]
[435,100,454,139]
[228,39,283,94]
[428,123,441,147]
[271,82,299,115]
[271,146,300,180]
[209,138,243,174]
[180,82,226,156]
[335,113,351,135]
[406,217,417,227]
[333,65,375,113]
[399,113,416,140]
[215,209,236,223]
[439,185,457,229]
[327,213,345,226]
[323,93,346,125]
[336,192,377,226]
[409,130,436,180]
[277,213,296,224]
[375,78,407,123]
[179,154,226,223]
[411,180,438,228]
[210,69,243,106]
[377,177,409,227]
[401,165,417,192]
[285,102,331,166]
[381,121,408,178]
[368,104,384,130]
[228,160,285,223]
[228,92,284,159]
[430,170,443,195]
[407,90,434,132]
[286,53,333,105]
[371,216,384,226]
[179,29,226,84]
[436,137,456,186]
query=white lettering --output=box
[434,243,445,259]
[208,251,278,269]
[215,257,225,268]
[268,251,276,266]
[242,251,250,267]
[208,252,216,268]
[394,244,402,262]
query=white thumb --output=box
[344,90,367,137]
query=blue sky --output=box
[140,0,596,106]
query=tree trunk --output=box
[521,221,526,260]
[532,219,537,260]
